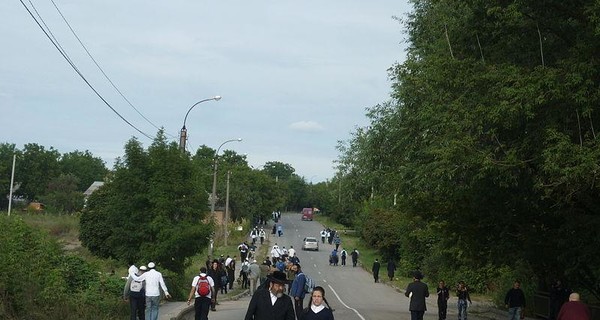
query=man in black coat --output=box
[405,271,429,320]
[372,259,381,283]
[244,270,295,320]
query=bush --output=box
[0,216,128,319]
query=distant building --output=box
[83,181,104,199]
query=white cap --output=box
[139,265,148,271]
[148,262,156,269]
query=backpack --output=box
[220,275,228,285]
[241,264,249,273]
[196,275,211,297]
[303,274,315,293]
[130,279,143,292]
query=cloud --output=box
[289,121,324,133]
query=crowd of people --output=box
[123,212,593,320]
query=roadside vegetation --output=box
[3,1,600,318]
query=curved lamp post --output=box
[210,138,242,214]
[179,96,222,152]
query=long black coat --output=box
[244,288,295,320]
[405,280,429,311]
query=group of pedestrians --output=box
[244,269,334,320]
[123,262,171,320]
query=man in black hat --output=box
[244,270,294,320]
[405,271,429,320]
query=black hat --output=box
[413,271,424,280]
[268,271,288,284]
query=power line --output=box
[18,0,153,140]
[48,0,177,139]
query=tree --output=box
[60,150,108,191]
[80,132,212,274]
[15,143,61,200]
[41,174,84,213]
[333,0,600,297]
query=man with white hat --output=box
[130,261,171,320]
[124,265,147,320]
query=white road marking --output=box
[322,279,327,283]
[314,264,317,268]
[327,285,366,320]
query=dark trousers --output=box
[341,256,346,266]
[411,310,425,320]
[129,296,145,320]
[438,300,447,320]
[194,297,211,320]
[211,288,219,310]
[294,297,304,320]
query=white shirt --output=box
[271,246,281,257]
[288,248,296,257]
[131,269,169,297]
[225,257,233,267]
[191,273,215,298]
[311,304,325,313]
[270,291,278,306]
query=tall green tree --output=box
[60,150,108,191]
[80,132,212,274]
[41,174,84,213]
[334,0,600,298]
[16,143,61,200]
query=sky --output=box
[1,0,411,182]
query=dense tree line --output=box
[0,143,108,212]
[327,0,600,303]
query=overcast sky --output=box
[1,0,411,182]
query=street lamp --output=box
[179,96,222,152]
[210,138,242,214]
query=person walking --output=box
[244,270,295,320]
[299,286,334,320]
[227,257,236,290]
[129,262,171,320]
[187,267,215,320]
[351,249,359,267]
[340,249,347,266]
[290,263,308,320]
[207,260,225,311]
[387,260,396,281]
[505,280,526,320]
[259,228,266,245]
[123,265,147,320]
[333,235,341,251]
[456,281,472,320]
[437,280,450,320]
[372,259,381,283]
[248,259,261,295]
[549,280,571,320]
[405,271,429,320]
[557,292,591,320]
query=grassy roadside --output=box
[314,214,493,303]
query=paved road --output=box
[162,212,509,320]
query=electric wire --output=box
[18,0,153,140]
[48,0,176,139]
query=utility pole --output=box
[224,170,231,246]
[8,154,16,216]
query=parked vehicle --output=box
[302,237,319,251]
[301,208,314,221]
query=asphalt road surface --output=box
[178,212,504,320]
